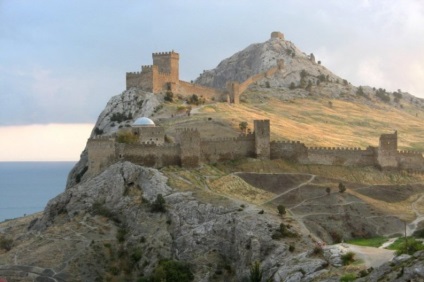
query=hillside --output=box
[2,32,424,281]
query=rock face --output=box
[195,34,342,90]
[65,89,161,189]
[25,162,328,281]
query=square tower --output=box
[254,120,270,159]
[152,51,179,83]
[377,131,398,169]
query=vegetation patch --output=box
[386,237,424,255]
[346,236,388,248]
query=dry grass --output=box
[209,174,275,204]
[158,93,424,151]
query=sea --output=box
[0,162,75,222]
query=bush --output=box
[289,82,296,90]
[116,227,128,243]
[116,131,138,144]
[92,202,121,224]
[110,112,132,123]
[151,194,166,213]
[152,260,194,282]
[94,127,104,135]
[0,236,13,251]
[341,251,355,265]
[131,248,142,263]
[340,273,357,282]
[187,94,205,105]
[165,91,174,102]
[249,261,263,282]
[338,182,346,193]
[394,237,424,255]
[277,204,286,216]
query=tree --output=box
[328,101,333,108]
[239,121,248,133]
[151,194,166,213]
[289,82,296,90]
[277,204,286,216]
[338,182,346,193]
[326,187,331,195]
[249,261,263,282]
[165,91,174,102]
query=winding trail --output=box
[407,193,424,235]
[261,174,316,205]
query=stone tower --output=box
[254,120,270,159]
[177,129,201,167]
[152,51,179,83]
[377,131,398,169]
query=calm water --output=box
[0,162,75,222]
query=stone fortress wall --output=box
[86,120,424,176]
[125,33,288,104]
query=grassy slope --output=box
[156,91,424,151]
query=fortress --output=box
[86,118,424,176]
[125,33,285,104]
[86,31,424,176]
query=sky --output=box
[1,0,423,161]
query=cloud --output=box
[0,123,93,161]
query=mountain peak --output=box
[195,31,341,90]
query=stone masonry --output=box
[86,119,424,176]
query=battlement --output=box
[141,65,153,72]
[271,140,304,145]
[308,147,363,151]
[399,150,423,156]
[89,136,115,141]
[126,71,141,75]
[152,51,179,57]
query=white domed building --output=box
[132,117,156,127]
[131,117,165,145]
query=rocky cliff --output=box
[195,34,342,91]
[1,162,329,281]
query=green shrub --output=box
[116,130,138,144]
[341,251,355,265]
[340,273,356,282]
[152,260,194,282]
[249,261,263,282]
[131,248,142,263]
[151,194,166,213]
[165,91,174,102]
[393,237,424,255]
[0,236,13,251]
[116,227,128,243]
[277,204,286,216]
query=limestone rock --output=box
[28,162,328,281]
[195,35,343,92]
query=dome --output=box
[132,117,155,127]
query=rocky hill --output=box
[2,32,424,281]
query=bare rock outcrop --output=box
[195,33,343,91]
[28,162,328,281]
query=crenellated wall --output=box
[86,119,424,178]
[304,146,377,166]
[126,50,283,104]
[270,140,308,161]
[200,134,255,163]
[398,150,424,171]
[177,81,224,101]
[117,143,180,168]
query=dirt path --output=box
[407,193,424,235]
[261,174,316,205]
[336,243,395,268]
